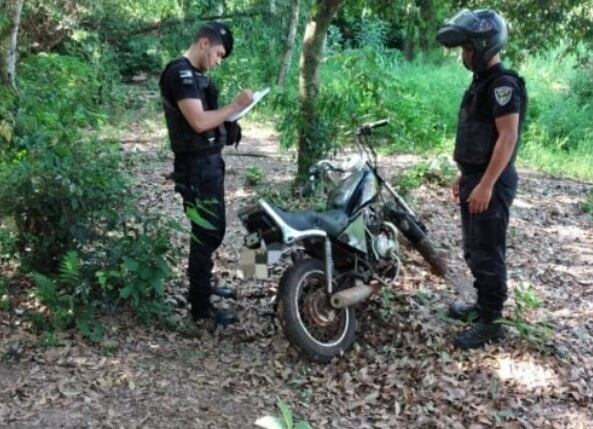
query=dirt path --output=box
[1,93,592,428]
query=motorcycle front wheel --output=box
[277,258,357,363]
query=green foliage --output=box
[91,215,174,322]
[113,35,166,78]
[516,50,593,179]
[460,0,592,58]
[255,398,313,429]
[29,213,173,341]
[62,32,126,112]
[273,45,592,181]
[0,138,128,272]
[498,284,553,346]
[32,251,83,331]
[392,157,457,195]
[245,165,264,187]
[353,17,388,49]
[326,25,344,53]
[275,48,465,163]
[16,54,109,138]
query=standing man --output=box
[436,10,527,349]
[159,22,253,326]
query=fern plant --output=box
[32,251,84,331]
[498,284,553,346]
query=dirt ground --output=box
[1,101,592,428]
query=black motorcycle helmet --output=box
[196,22,234,58]
[436,9,508,71]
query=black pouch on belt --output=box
[224,121,242,148]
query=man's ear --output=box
[197,37,210,52]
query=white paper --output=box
[227,87,270,122]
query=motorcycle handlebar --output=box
[357,119,389,135]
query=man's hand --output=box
[467,182,493,214]
[234,90,254,110]
[451,173,461,203]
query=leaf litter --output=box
[1,104,592,428]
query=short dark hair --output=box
[193,22,234,57]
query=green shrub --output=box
[112,34,165,78]
[30,214,174,341]
[392,156,456,195]
[353,17,388,49]
[16,54,108,138]
[245,165,264,187]
[0,138,128,272]
[91,213,174,322]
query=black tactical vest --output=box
[159,58,226,154]
[454,68,527,170]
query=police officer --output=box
[436,10,527,349]
[159,22,253,326]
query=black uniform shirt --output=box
[469,63,523,122]
[160,57,205,106]
[484,65,523,119]
[455,63,526,172]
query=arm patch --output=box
[494,86,513,106]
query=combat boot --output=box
[454,321,505,350]
[211,287,238,300]
[192,304,238,327]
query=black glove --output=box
[224,121,242,148]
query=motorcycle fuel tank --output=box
[327,168,379,215]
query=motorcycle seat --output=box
[269,205,350,238]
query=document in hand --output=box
[227,87,270,122]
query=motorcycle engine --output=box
[366,210,400,261]
[374,232,399,260]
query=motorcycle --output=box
[239,119,447,362]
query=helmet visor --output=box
[446,9,482,32]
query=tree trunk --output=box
[269,0,276,16]
[296,0,343,180]
[276,0,300,85]
[404,32,415,61]
[418,0,435,52]
[0,0,25,89]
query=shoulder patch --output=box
[494,86,513,106]
[178,69,194,85]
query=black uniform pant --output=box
[459,166,517,322]
[174,152,226,316]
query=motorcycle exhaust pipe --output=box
[330,280,380,308]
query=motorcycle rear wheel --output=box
[278,258,357,363]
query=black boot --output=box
[192,304,238,328]
[448,302,481,322]
[454,321,505,350]
[211,287,237,300]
